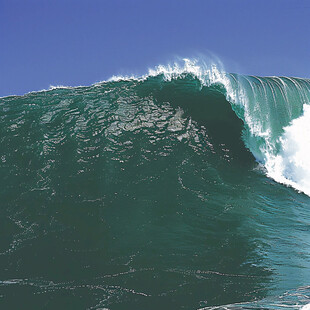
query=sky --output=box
[0,0,309,97]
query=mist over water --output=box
[1,60,310,309]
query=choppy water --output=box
[1,60,310,309]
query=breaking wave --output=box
[110,58,310,195]
[1,58,310,309]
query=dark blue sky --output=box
[1,0,309,96]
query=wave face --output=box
[1,60,310,309]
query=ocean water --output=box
[1,60,310,309]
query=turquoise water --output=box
[1,62,310,309]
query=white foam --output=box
[265,104,310,196]
[109,58,231,90]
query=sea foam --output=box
[266,104,310,196]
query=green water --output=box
[1,73,310,309]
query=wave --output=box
[2,58,310,196]
[1,58,310,308]
[109,58,310,196]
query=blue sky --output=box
[1,0,309,96]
